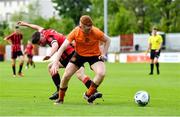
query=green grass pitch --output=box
[0,62,180,116]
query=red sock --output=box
[82,76,90,84]
[82,76,92,88]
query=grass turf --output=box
[0,62,180,116]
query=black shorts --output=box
[11,51,23,59]
[27,54,33,59]
[60,51,75,67]
[150,50,161,59]
[70,52,104,68]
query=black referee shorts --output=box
[150,49,161,59]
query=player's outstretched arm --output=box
[43,41,59,61]
[17,21,43,32]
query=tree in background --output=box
[109,6,138,35]
[48,17,75,35]
[123,0,180,33]
[9,1,44,44]
[90,0,138,35]
[89,0,104,31]
[154,0,180,32]
[52,0,91,25]
[0,21,10,45]
[122,0,149,33]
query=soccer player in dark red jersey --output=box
[4,26,24,77]
[17,21,102,100]
[24,41,35,69]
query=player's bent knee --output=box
[75,73,84,80]
[97,72,105,78]
[154,60,158,64]
[48,63,54,70]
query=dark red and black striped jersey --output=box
[40,29,74,59]
[6,32,23,52]
[25,43,33,55]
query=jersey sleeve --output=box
[47,36,57,46]
[158,35,163,43]
[6,32,15,40]
[148,37,151,44]
[67,29,76,43]
[94,28,104,41]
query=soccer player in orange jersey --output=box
[4,26,24,77]
[51,15,111,104]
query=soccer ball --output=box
[134,91,150,106]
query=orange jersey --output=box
[67,26,105,57]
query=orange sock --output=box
[58,87,67,101]
[86,82,98,97]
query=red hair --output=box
[80,15,93,26]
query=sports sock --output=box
[52,73,61,91]
[82,76,91,88]
[32,61,35,68]
[156,62,159,74]
[58,87,67,101]
[30,61,32,65]
[26,62,29,68]
[86,82,98,97]
[150,63,154,73]
[18,63,23,73]
[12,65,16,75]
